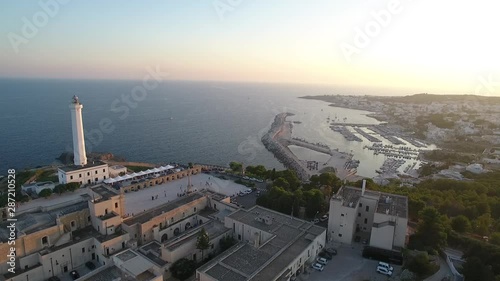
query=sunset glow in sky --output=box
[1,0,499,94]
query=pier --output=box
[352,127,381,142]
[262,113,358,181]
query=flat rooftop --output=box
[334,186,408,218]
[91,185,119,201]
[376,193,408,218]
[199,206,326,281]
[139,241,167,267]
[123,192,204,226]
[165,220,229,251]
[0,201,88,242]
[58,160,107,172]
[70,225,127,245]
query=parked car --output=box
[320,214,328,222]
[325,248,337,255]
[319,251,333,260]
[312,263,324,272]
[376,266,393,276]
[378,261,393,271]
[316,257,328,265]
[70,270,80,280]
[85,261,96,270]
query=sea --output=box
[0,79,418,177]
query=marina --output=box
[364,143,420,160]
[376,158,406,175]
[353,127,382,142]
[330,126,363,142]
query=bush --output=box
[406,252,438,278]
[38,188,53,198]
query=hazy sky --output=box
[1,0,499,94]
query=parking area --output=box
[300,243,402,281]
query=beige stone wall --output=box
[121,166,202,193]
[138,196,208,244]
[59,208,91,232]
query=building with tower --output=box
[58,96,109,185]
[327,180,408,251]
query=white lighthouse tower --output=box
[70,95,87,166]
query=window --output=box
[238,234,241,240]
[359,203,362,207]
[171,217,174,223]
[364,218,368,224]
[82,248,85,253]
[194,207,197,212]
[71,221,76,227]
[338,234,342,237]
[87,216,91,222]
[365,206,369,212]
[70,175,73,180]
[104,176,106,179]
[41,236,48,245]
[79,174,82,178]
[358,213,361,217]
[211,244,214,249]
[103,169,106,172]
[341,214,344,217]
[115,202,118,208]
[95,177,98,182]
[87,172,90,176]
[95,171,98,174]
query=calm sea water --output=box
[0,79,403,176]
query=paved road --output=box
[423,256,452,281]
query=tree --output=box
[475,213,492,236]
[53,184,67,195]
[196,228,210,261]
[451,215,472,233]
[66,182,80,192]
[406,252,437,278]
[38,188,53,198]
[219,235,236,251]
[169,258,196,281]
[414,207,448,252]
[273,177,290,190]
[229,162,243,173]
[462,257,495,281]
[490,232,500,246]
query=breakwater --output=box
[261,113,310,181]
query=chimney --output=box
[361,179,366,195]
[253,232,260,248]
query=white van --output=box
[378,262,394,271]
